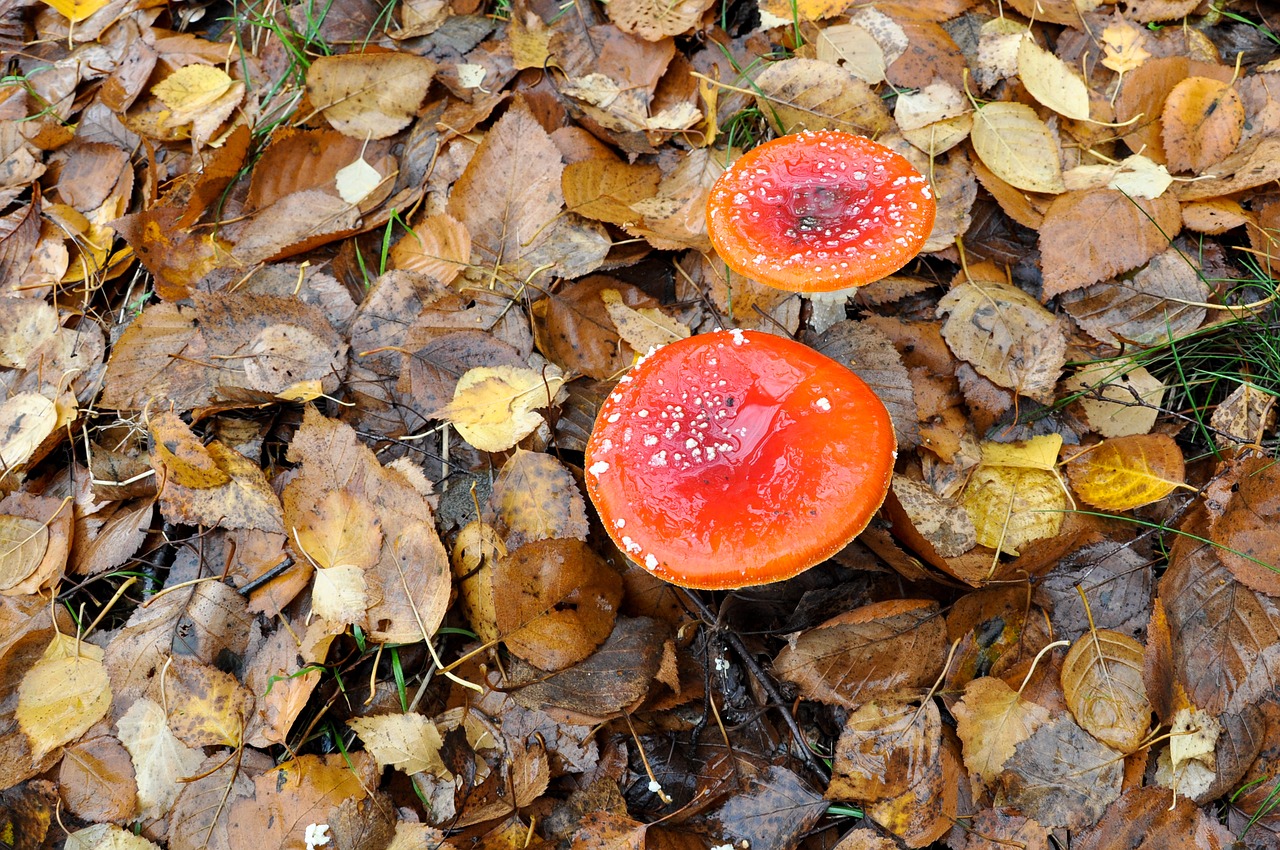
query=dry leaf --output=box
[970,102,1066,194]
[493,450,589,551]
[1163,77,1244,174]
[495,539,623,672]
[1000,715,1123,830]
[1038,190,1182,298]
[962,436,1068,556]
[606,0,714,40]
[774,599,946,707]
[16,634,111,761]
[828,699,941,803]
[1060,248,1208,347]
[1208,456,1280,595]
[1067,435,1185,511]
[752,58,893,136]
[348,714,446,777]
[816,24,887,84]
[1061,629,1152,753]
[601,288,689,352]
[1064,362,1166,438]
[936,279,1066,403]
[953,676,1050,783]
[305,53,437,139]
[450,521,504,643]
[116,697,207,820]
[1017,37,1090,121]
[430,365,567,453]
[389,213,470,286]
[1101,22,1151,73]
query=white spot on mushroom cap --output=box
[589,461,609,476]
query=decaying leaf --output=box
[493,450,589,551]
[937,278,1066,403]
[828,699,941,803]
[970,102,1065,194]
[774,599,946,707]
[752,58,893,136]
[348,714,446,777]
[999,714,1124,830]
[305,53,437,139]
[962,435,1068,556]
[16,634,111,761]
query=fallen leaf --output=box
[1067,435,1184,511]
[493,450,589,551]
[16,634,110,762]
[606,0,714,41]
[1162,77,1244,174]
[1061,629,1152,753]
[116,697,206,820]
[937,279,1066,403]
[828,699,942,802]
[348,714,446,777]
[962,436,1068,556]
[774,599,946,707]
[306,52,437,139]
[999,714,1123,830]
[953,676,1050,783]
[1038,190,1182,298]
[601,288,689,352]
[1207,456,1280,595]
[752,58,893,136]
[1017,37,1090,121]
[970,102,1066,194]
[430,365,567,453]
[1063,361,1166,438]
[494,538,623,672]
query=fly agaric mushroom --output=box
[584,329,895,589]
[706,130,936,293]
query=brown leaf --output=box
[961,808,1051,850]
[389,213,471,286]
[1038,190,1182,298]
[1074,786,1236,850]
[774,599,946,707]
[828,699,942,803]
[0,493,70,596]
[495,538,623,671]
[1034,541,1153,642]
[999,714,1123,830]
[1161,511,1280,715]
[116,697,206,820]
[864,728,961,847]
[1115,57,1233,165]
[709,765,828,850]
[1162,77,1244,174]
[752,58,893,135]
[812,320,920,451]
[1207,456,1280,595]
[937,278,1066,403]
[493,450,589,551]
[1061,629,1152,754]
[225,753,374,850]
[448,98,607,288]
[365,519,451,644]
[512,616,667,720]
[1060,248,1208,347]
[148,411,228,489]
[563,160,660,227]
[953,676,1051,783]
[534,277,656,380]
[305,52,437,139]
[59,733,138,823]
[158,441,285,534]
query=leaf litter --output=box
[3,1,1280,849]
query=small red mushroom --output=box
[706,130,936,293]
[584,329,896,590]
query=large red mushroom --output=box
[706,130,936,293]
[584,329,896,589]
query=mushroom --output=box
[584,329,896,589]
[706,130,936,293]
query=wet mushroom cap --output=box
[584,329,896,590]
[706,130,936,293]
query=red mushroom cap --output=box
[584,329,896,590]
[706,131,936,293]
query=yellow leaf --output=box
[348,714,446,776]
[1066,434,1185,511]
[312,565,368,625]
[334,156,384,205]
[953,677,1050,782]
[601,289,689,353]
[431,365,567,453]
[1017,37,1090,121]
[0,515,50,592]
[40,0,108,23]
[971,102,1066,194]
[152,65,234,113]
[979,433,1063,470]
[276,379,324,402]
[16,634,111,761]
[1101,22,1151,73]
[963,438,1068,556]
[1061,629,1151,753]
